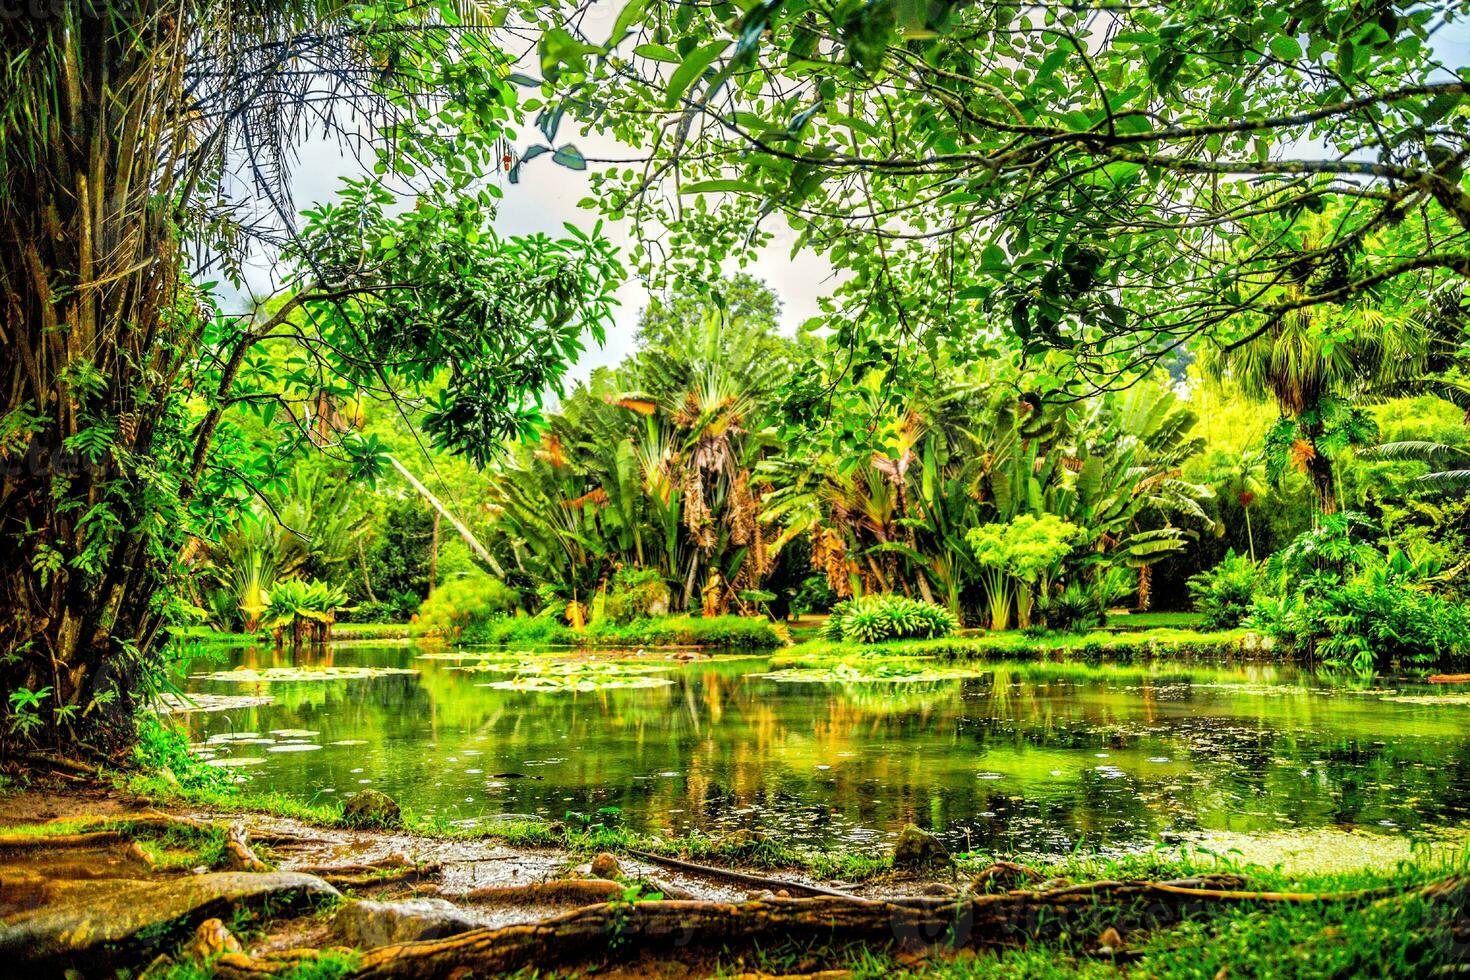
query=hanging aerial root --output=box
[209,875,1470,980]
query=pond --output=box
[172,642,1470,858]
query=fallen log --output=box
[625,848,857,898]
[209,875,1470,980]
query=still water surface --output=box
[176,642,1470,856]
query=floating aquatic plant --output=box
[753,661,979,684]
[485,674,674,692]
[192,666,417,683]
[452,659,675,677]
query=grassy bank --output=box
[466,613,787,650]
[169,614,788,652]
[791,626,1257,664]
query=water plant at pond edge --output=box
[755,660,980,684]
[262,579,353,651]
[439,613,787,649]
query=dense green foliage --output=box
[1187,551,1261,631]
[1247,513,1470,670]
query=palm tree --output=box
[1204,220,1429,514]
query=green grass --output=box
[1099,610,1206,630]
[167,622,414,645]
[175,614,787,651]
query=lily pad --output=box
[192,666,417,683]
[266,744,323,753]
[269,729,321,738]
[1379,693,1470,705]
[205,756,267,767]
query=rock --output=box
[891,824,950,871]
[333,898,483,947]
[342,789,402,829]
[0,871,339,972]
[1097,926,1124,951]
[589,852,622,880]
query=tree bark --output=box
[211,875,1470,980]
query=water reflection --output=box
[178,644,1470,855]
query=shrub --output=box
[417,572,521,640]
[263,578,351,648]
[596,567,672,625]
[1187,551,1259,630]
[821,595,958,644]
[468,613,784,649]
[341,590,421,624]
[1037,582,1105,632]
[481,614,575,646]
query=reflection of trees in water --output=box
[184,648,1470,850]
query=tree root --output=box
[626,848,856,898]
[458,878,627,906]
[290,856,438,888]
[20,753,100,778]
[210,874,1470,980]
[293,856,420,876]
[0,830,127,849]
[323,866,441,889]
[224,826,270,873]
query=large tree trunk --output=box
[1306,450,1338,516]
[0,2,196,752]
